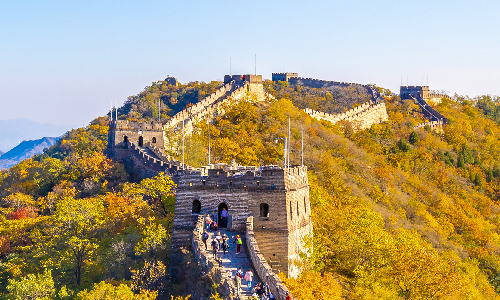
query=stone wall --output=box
[414,120,444,133]
[246,216,294,300]
[172,165,311,277]
[415,97,447,124]
[304,101,389,131]
[163,80,271,150]
[191,215,242,300]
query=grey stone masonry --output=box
[414,120,444,133]
[172,164,311,279]
[304,101,389,132]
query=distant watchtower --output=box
[272,73,298,83]
[400,86,430,100]
[165,76,179,86]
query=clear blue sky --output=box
[1,0,499,126]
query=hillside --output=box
[0,137,59,170]
[1,77,500,299]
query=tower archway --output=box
[218,202,228,228]
[138,136,144,147]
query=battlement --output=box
[115,120,163,131]
[272,73,299,82]
[224,74,263,84]
[175,165,308,191]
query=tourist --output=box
[211,238,219,259]
[221,207,228,227]
[255,282,264,298]
[202,230,209,250]
[205,214,212,231]
[244,269,254,290]
[233,235,243,254]
[235,272,241,294]
[221,238,229,254]
[285,292,292,300]
[215,231,222,242]
[237,267,243,279]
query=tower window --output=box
[192,200,201,214]
[297,201,299,217]
[260,203,269,218]
[304,197,307,214]
[290,201,293,220]
[152,137,157,143]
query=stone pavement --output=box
[206,229,259,299]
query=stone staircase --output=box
[205,229,258,298]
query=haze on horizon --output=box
[1,0,499,126]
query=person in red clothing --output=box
[285,292,292,300]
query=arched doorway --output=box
[138,136,143,147]
[123,136,128,148]
[218,202,228,228]
[192,200,201,214]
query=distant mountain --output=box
[0,137,59,170]
[0,118,73,152]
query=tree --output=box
[76,281,157,300]
[6,269,55,300]
[31,197,106,286]
[279,272,342,300]
[409,131,419,145]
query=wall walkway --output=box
[304,101,389,131]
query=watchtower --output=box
[272,73,299,83]
[108,120,165,160]
[400,86,430,100]
[171,163,312,277]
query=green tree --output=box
[6,269,55,300]
[408,131,419,145]
[31,197,106,286]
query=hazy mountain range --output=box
[0,118,73,152]
[0,137,59,170]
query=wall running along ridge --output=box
[163,80,272,151]
[304,101,389,131]
[414,120,444,133]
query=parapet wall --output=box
[304,101,389,131]
[246,216,293,300]
[415,97,447,124]
[164,82,234,131]
[414,120,444,133]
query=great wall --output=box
[303,101,389,131]
[107,73,449,299]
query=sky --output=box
[1,0,499,126]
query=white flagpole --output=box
[182,119,185,170]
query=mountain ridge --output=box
[0,118,73,152]
[0,136,59,170]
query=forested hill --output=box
[2,77,500,299]
[118,80,222,122]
